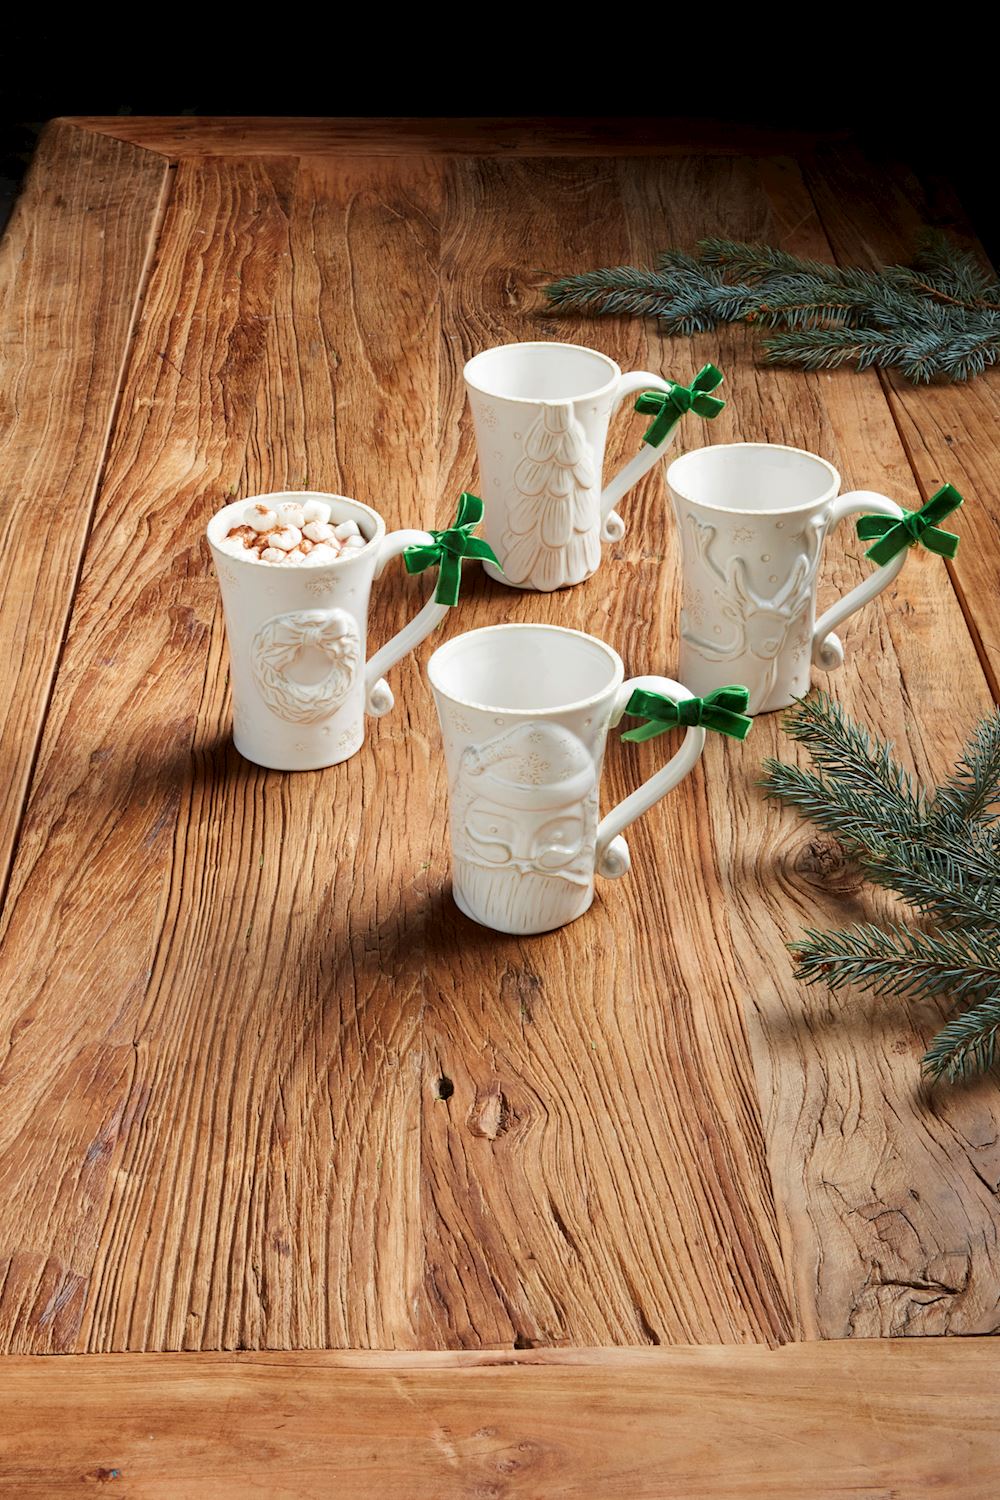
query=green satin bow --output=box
[621,684,753,742]
[634,364,726,448]
[403,492,501,605]
[856,483,963,567]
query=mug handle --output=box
[598,373,677,543]
[595,674,707,878]
[363,529,449,717]
[811,492,908,672]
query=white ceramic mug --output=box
[668,443,911,715]
[208,492,453,771]
[427,623,710,935]
[465,341,711,592]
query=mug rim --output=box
[206,491,386,569]
[427,622,625,716]
[463,340,622,405]
[667,441,841,516]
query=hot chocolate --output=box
[218,498,368,565]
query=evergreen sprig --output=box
[760,694,1000,1081]
[544,233,1000,384]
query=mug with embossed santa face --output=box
[465,341,724,592]
[207,491,460,771]
[668,443,915,715]
[427,623,717,935]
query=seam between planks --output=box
[0,150,176,918]
[799,166,999,706]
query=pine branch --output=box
[923,994,1000,1081]
[777,693,923,815]
[860,841,1000,931]
[765,696,1000,1083]
[760,763,925,849]
[931,709,1000,825]
[544,234,1000,384]
[790,923,1000,1003]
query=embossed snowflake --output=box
[337,728,361,751]
[218,564,242,587]
[685,588,705,628]
[480,404,498,429]
[454,716,473,735]
[791,623,811,659]
[731,527,755,545]
[305,577,336,598]
[517,753,551,784]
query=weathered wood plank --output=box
[0,156,297,1353]
[1,1340,997,1498]
[64,116,840,160]
[79,156,445,1353]
[622,152,998,1338]
[804,145,1000,699]
[417,155,792,1348]
[0,120,168,900]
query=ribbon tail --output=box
[621,720,670,743]
[643,411,680,449]
[433,554,462,607]
[922,527,961,559]
[707,711,753,741]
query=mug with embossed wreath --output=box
[426,622,753,935]
[207,490,497,770]
[667,443,964,715]
[464,340,725,591]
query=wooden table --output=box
[0,117,997,1496]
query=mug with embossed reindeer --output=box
[667,443,918,715]
[465,341,725,592]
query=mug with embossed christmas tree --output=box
[464,341,725,591]
[207,490,498,770]
[667,442,963,714]
[426,622,753,934]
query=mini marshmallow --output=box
[246,503,277,532]
[270,526,302,551]
[277,501,306,527]
[260,546,286,563]
[303,520,336,543]
[307,543,339,564]
[219,536,250,557]
[302,499,331,523]
[285,548,306,565]
[342,534,366,550]
[299,537,314,554]
[334,519,361,540]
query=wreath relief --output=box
[251,609,362,724]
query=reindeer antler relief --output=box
[682,514,823,701]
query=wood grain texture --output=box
[0,120,168,898]
[1,129,997,1359]
[80,155,445,1353]
[2,1341,998,1499]
[667,152,1000,1338]
[803,145,1000,699]
[0,154,297,1353]
[417,154,791,1349]
[64,115,841,160]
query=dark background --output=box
[1,45,995,263]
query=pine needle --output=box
[545,233,1000,384]
[766,696,1000,1083]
